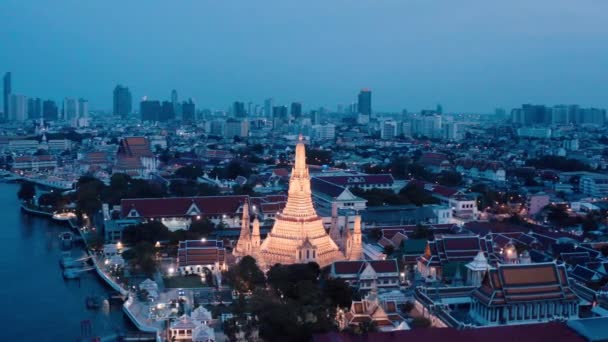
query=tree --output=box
[226,256,266,293]
[352,320,378,335]
[402,301,415,313]
[410,224,432,240]
[435,170,463,187]
[581,214,599,233]
[323,278,352,309]
[383,245,395,256]
[190,218,215,237]
[17,182,36,203]
[367,227,382,241]
[399,184,439,206]
[197,183,220,196]
[546,205,570,227]
[174,165,204,180]
[411,317,431,328]
[76,176,105,218]
[122,241,157,276]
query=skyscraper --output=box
[8,94,28,121]
[113,85,132,119]
[3,72,11,120]
[264,98,274,117]
[43,100,58,120]
[78,98,89,118]
[290,102,302,119]
[63,98,78,120]
[357,89,372,116]
[160,101,175,122]
[27,97,42,119]
[182,98,195,122]
[272,105,288,129]
[233,101,246,118]
[140,99,161,121]
[170,89,182,120]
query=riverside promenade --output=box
[20,202,164,341]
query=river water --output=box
[0,183,136,340]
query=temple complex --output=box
[234,136,362,268]
[470,262,579,325]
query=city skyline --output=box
[1,0,607,113]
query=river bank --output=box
[1,183,137,340]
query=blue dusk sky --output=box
[1,0,607,113]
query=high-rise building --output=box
[43,100,58,121]
[9,94,28,121]
[160,101,175,122]
[380,120,398,140]
[27,97,42,119]
[272,105,288,129]
[264,98,274,117]
[312,123,336,140]
[63,98,79,121]
[233,101,246,118]
[171,89,182,119]
[357,89,372,117]
[290,102,302,119]
[140,99,161,121]
[113,85,132,119]
[78,98,88,118]
[3,72,11,120]
[182,98,195,122]
[225,118,249,138]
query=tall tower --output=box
[113,85,132,119]
[259,135,343,268]
[250,217,261,261]
[233,202,251,258]
[171,89,182,119]
[357,89,372,117]
[345,215,363,261]
[3,72,11,120]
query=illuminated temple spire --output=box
[258,136,344,268]
[233,202,251,258]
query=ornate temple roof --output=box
[259,136,344,268]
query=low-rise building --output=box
[470,262,579,326]
[580,173,608,198]
[455,158,506,182]
[329,259,400,291]
[177,240,227,276]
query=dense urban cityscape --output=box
[4,68,608,341]
[3,1,608,342]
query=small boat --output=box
[60,255,83,268]
[63,269,80,279]
[60,232,73,249]
[86,295,104,309]
[52,211,77,221]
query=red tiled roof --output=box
[121,195,249,218]
[117,137,154,158]
[177,239,226,267]
[368,260,398,273]
[472,262,578,306]
[333,261,365,275]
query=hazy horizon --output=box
[1,0,607,113]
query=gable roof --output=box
[121,195,249,218]
[177,240,226,267]
[472,262,577,306]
